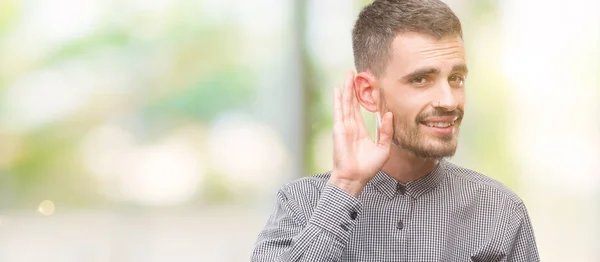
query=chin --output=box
[392,127,459,158]
[433,137,458,150]
[427,145,457,157]
[397,141,457,159]
[417,138,458,158]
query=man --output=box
[252,0,539,261]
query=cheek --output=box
[453,89,466,108]
[381,85,427,121]
[387,100,422,125]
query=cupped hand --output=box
[329,71,394,197]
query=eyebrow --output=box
[451,64,469,74]
[401,68,440,82]
[400,63,469,82]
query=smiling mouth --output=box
[420,116,459,128]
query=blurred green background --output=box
[0,0,598,261]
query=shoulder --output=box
[272,172,333,223]
[278,172,332,201]
[443,160,525,207]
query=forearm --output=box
[252,184,362,261]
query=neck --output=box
[381,145,440,183]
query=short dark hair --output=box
[352,0,463,76]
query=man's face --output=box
[377,32,467,158]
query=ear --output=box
[354,71,380,113]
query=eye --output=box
[411,76,428,85]
[449,75,465,86]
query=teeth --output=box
[426,121,455,128]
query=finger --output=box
[353,90,369,135]
[375,111,382,143]
[377,112,394,148]
[345,71,356,121]
[333,87,343,123]
[349,73,370,135]
[352,89,364,121]
[342,73,352,123]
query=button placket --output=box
[396,183,406,196]
[384,185,410,261]
[397,220,404,230]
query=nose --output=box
[432,82,458,110]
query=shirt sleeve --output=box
[251,183,362,262]
[505,202,540,262]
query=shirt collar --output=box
[368,159,448,199]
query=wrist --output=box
[327,173,368,197]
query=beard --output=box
[380,93,463,159]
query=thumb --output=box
[377,112,394,148]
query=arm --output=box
[252,184,362,262]
[505,203,540,262]
[253,71,393,261]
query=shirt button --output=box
[397,220,404,230]
[397,184,406,195]
[350,211,358,220]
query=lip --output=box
[421,116,458,123]
[420,123,456,135]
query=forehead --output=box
[388,32,465,73]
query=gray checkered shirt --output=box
[252,159,539,261]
